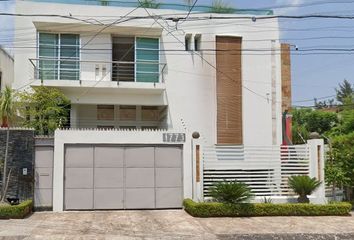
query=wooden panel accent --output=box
[196,145,200,182]
[119,106,136,121]
[97,105,114,121]
[281,44,292,112]
[216,36,243,144]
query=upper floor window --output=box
[185,34,192,51]
[112,37,159,83]
[194,34,201,51]
[38,33,80,80]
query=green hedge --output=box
[183,199,352,217]
[0,200,33,219]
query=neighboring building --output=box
[12,0,299,211]
[0,46,14,90]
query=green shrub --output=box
[138,0,160,9]
[288,176,321,203]
[210,181,253,204]
[0,200,33,219]
[183,199,352,218]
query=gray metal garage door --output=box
[64,145,183,210]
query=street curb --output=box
[217,233,354,240]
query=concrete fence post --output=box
[191,137,203,202]
[307,138,326,204]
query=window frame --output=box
[185,34,192,51]
[194,34,201,52]
[37,32,81,81]
[135,36,160,83]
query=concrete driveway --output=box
[0,210,353,240]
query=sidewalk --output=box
[0,210,352,239]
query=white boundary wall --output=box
[196,139,326,204]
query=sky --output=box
[0,0,354,106]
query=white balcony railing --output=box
[29,58,167,84]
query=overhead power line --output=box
[4,12,354,21]
[293,95,337,103]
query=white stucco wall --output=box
[0,48,14,90]
[14,1,284,146]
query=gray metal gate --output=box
[64,145,183,210]
[34,138,54,209]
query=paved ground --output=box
[0,210,353,240]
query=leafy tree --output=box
[330,132,354,201]
[338,110,354,134]
[292,122,309,144]
[0,86,16,202]
[305,110,338,133]
[210,0,234,13]
[325,162,349,201]
[288,176,321,203]
[19,86,70,135]
[336,79,353,105]
[291,108,338,144]
[210,181,253,204]
[138,0,160,9]
[0,86,15,128]
[315,98,335,109]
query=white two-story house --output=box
[12,0,294,211]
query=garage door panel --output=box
[126,168,154,188]
[94,168,123,188]
[94,147,124,168]
[65,168,93,189]
[65,189,93,210]
[94,189,124,209]
[125,188,155,209]
[65,146,93,168]
[155,168,182,188]
[156,188,183,208]
[125,147,154,167]
[155,147,182,168]
[64,145,183,210]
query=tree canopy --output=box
[19,86,70,135]
[336,79,353,105]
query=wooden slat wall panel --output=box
[281,44,292,112]
[216,36,243,144]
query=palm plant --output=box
[288,175,322,203]
[210,0,234,14]
[0,86,15,202]
[210,180,253,204]
[0,86,14,128]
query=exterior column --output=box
[70,104,79,129]
[191,132,203,201]
[308,138,326,204]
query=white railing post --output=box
[308,139,326,204]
